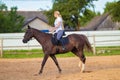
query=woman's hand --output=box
[49,27,56,33]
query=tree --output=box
[80,9,100,26]
[0,3,24,33]
[0,4,7,11]
[7,7,24,32]
[45,0,97,30]
[0,3,8,32]
[104,1,120,22]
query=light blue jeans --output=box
[56,30,64,40]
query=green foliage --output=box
[104,1,120,22]
[80,9,100,26]
[45,0,97,30]
[104,2,115,13]
[0,3,24,33]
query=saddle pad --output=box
[51,36,69,46]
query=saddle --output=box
[51,36,69,46]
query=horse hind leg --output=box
[79,57,86,73]
[77,49,86,72]
[78,51,86,73]
[71,49,86,73]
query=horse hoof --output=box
[34,74,39,76]
[59,69,62,73]
[81,70,85,73]
[39,71,42,74]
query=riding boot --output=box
[62,44,65,50]
[54,33,59,45]
[60,39,66,50]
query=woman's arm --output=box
[54,21,61,29]
[49,21,61,32]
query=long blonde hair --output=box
[54,11,64,30]
[54,11,62,17]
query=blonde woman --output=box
[50,11,65,50]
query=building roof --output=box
[17,11,50,29]
[23,16,48,27]
[80,13,110,31]
[17,11,48,23]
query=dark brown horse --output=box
[22,26,92,74]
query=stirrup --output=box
[62,46,66,50]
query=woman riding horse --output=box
[22,25,92,74]
[49,11,65,50]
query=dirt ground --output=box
[0,55,120,80]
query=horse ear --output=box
[28,25,31,29]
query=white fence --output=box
[0,31,120,57]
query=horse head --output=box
[22,25,34,43]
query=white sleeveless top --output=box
[54,17,63,33]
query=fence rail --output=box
[0,31,120,57]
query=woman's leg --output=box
[57,30,65,50]
[57,30,64,40]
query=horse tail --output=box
[83,35,93,52]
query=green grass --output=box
[2,50,76,58]
[3,53,44,58]
[1,47,120,59]
[2,49,44,58]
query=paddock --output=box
[0,55,120,80]
[0,31,120,57]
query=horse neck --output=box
[32,29,50,45]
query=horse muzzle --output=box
[22,39,28,43]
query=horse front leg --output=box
[39,54,49,74]
[50,55,62,73]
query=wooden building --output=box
[18,11,51,31]
[22,16,51,31]
[80,13,120,31]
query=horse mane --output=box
[31,28,52,36]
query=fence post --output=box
[93,35,96,55]
[0,38,3,57]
